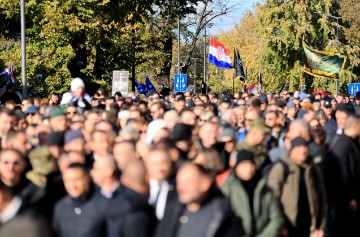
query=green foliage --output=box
[0,0,199,95]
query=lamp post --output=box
[315,11,341,94]
[21,0,27,99]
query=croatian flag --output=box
[135,80,147,94]
[2,65,16,86]
[209,37,232,69]
[145,75,156,96]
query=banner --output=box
[234,49,246,81]
[303,40,346,79]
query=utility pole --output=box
[190,58,198,94]
[178,17,181,74]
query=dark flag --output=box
[241,83,246,93]
[234,49,246,81]
[303,39,346,79]
[258,71,263,92]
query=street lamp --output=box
[315,11,341,50]
[315,11,342,94]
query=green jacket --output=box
[220,173,284,237]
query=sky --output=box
[208,0,260,35]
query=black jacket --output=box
[52,192,93,237]
[78,186,156,237]
[154,187,242,237]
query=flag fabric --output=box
[246,83,255,94]
[145,75,156,96]
[209,37,233,69]
[2,65,16,86]
[303,40,346,79]
[234,49,246,81]
[135,80,147,94]
[258,71,263,92]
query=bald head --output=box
[121,160,148,194]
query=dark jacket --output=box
[154,187,242,237]
[106,186,156,237]
[78,186,156,237]
[220,173,284,237]
[52,192,93,237]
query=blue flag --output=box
[2,65,16,86]
[146,75,156,92]
[135,80,147,94]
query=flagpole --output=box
[21,0,27,99]
[203,23,207,94]
[232,71,235,95]
[220,67,222,94]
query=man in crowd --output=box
[267,137,327,237]
[155,162,241,237]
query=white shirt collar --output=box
[101,181,120,199]
[0,196,22,224]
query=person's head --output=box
[264,110,279,129]
[336,94,345,104]
[144,147,172,182]
[90,130,111,156]
[120,160,149,195]
[5,131,32,156]
[65,105,78,119]
[198,121,218,148]
[244,108,261,131]
[0,109,16,136]
[50,93,60,105]
[90,154,118,188]
[179,109,197,126]
[176,163,212,208]
[63,163,91,199]
[0,149,26,186]
[71,77,85,97]
[193,148,223,176]
[21,98,33,112]
[287,119,311,142]
[344,114,360,139]
[49,108,68,132]
[113,141,137,171]
[246,119,270,146]
[322,100,333,118]
[289,137,309,165]
[234,150,256,181]
[335,105,351,130]
[64,130,85,153]
[150,102,165,120]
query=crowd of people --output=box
[0,76,360,237]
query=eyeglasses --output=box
[26,113,35,116]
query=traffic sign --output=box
[174,74,187,92]
[348,83,360,95]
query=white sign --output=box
[112,71,129,96]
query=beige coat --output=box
[267,156,327,234]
